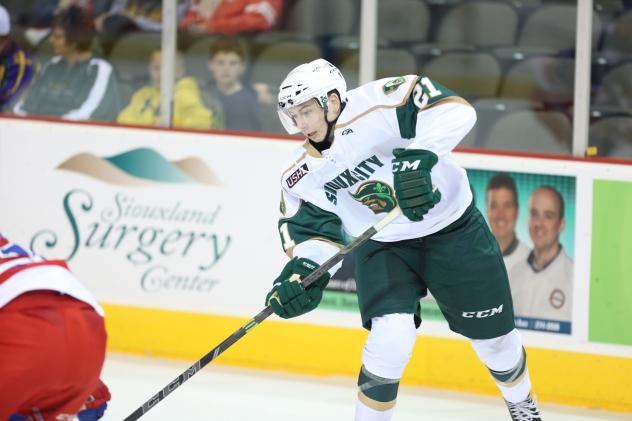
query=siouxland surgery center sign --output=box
[29,148,230,295]
[31,189,228,293]
[0,124,289,316]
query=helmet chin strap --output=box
[311,101,346,152]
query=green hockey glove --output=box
[265,257,331,319]
[392,148,441,222]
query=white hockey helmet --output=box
[277,58,347,134]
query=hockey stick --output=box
[123,206,402,421]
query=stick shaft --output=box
[123,207,401,420]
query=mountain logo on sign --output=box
[57,147,221,186]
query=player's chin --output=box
[307,132,324,142]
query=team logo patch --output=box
[350,181,397,214]
[382,77,406,94]
[286,163,308,188]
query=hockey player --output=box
[0,234,110,421]
[265,59,543,421]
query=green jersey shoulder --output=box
[395,76,460,139]
[335,75,418,128]
[335,75,459,134]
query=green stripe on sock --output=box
[489,347,527,385]
[357,365,400,402]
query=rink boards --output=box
[0,116,631,412]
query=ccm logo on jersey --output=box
[462,304,504,318]
[286,163,309,188]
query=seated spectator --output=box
[200,37,273,131]
[180,0,283,35]
[117,49,221,129]
[13,6,122,121]
[0,5,37,112]
[95,0,189,54]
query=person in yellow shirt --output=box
[117,49,222,129]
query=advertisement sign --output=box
[0,121,292,317]
[469,169,576,334]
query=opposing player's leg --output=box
[0,292,107,421]
[422,203,542,420]
[355,314,417,421]
[0,302,34,420]
[78,378,111,421]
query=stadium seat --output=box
[377,0,430,45]
[250,41,322,88]
[338,49,418,90]
[594,0,624,13]
[422,52,502,99]
[589,116,632,158]
[109,32,161,82]
[435,1,518,48]
[410,44,476,64]
[424,0,463,6]
[483,110,572,154]
[494,5,602,63]
[467,98,542,148]
[517,5,602,52]
[499,57,575,105]
[283,0,356,39]
[592,63,632,110]
[600,11,632,61]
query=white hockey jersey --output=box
[277,75,476,266]
[0,234,104,315]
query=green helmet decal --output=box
[350,181,398,214]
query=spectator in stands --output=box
[0,5,37,112]
[180,0,283,35]
[511,186,573,322]
[13,6,122,121]
[485,173,530,289]
[95,0,189,54]
[200,37,273,131]
[117,49,221,129]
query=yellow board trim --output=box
[102,303,632,413]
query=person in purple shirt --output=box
[0,5,36,112]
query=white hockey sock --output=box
[355,397,396,421]
[494,362,533,403]
[470,329,533,403]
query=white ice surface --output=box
[101,353,631,421]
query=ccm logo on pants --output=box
[462,304,504,318]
